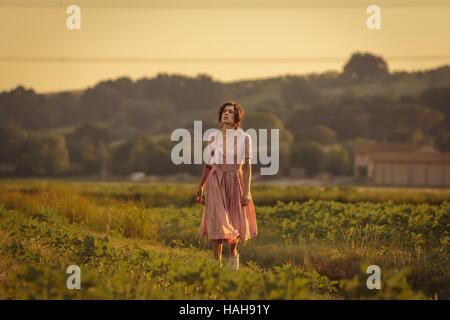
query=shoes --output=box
[229,253,239,271]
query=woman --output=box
[196,101,257,271]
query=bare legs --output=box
[212,239,239,262]
[230,240,239,256]
[212,240,223,262]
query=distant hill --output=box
[1,52,449,177]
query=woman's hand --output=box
[241,192,250,207]
[195,187,205,204]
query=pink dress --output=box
[199,128,258,244]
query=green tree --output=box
[281,76,321,107]
[17,133,69,176]
[245,110,294,175]
[342,52,389,80]
[297,124,336,144]
[80,84,122,121]
[324,145,351,175]
[66,123,112,174]
[114,99,176,133]
[291,142,324,177]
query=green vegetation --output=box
[1,180,448,299]
[1,53,450,178]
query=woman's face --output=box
[221,105,236,126]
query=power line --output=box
[1,0,449,9]
[1,55,450,64]
[0,56,348,63]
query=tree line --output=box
[1,52,449,178]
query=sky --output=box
[1,0,450,93]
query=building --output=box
[354,143,450,187]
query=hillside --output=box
[1,52,450,178]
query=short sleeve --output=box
[244,134,252,159]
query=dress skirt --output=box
[199,165,258,244]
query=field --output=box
[0,180,449,299]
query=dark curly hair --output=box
[218,101,245,129]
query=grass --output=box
[0,179,448,299]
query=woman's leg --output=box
[230,240,239,256]
[212,240,223,261]
[229,240,240,270]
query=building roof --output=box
[355,143,450,164]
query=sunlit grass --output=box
[0,180,448,299]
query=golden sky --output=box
[1,0,450,93]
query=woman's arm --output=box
[197,164,212,196]
[241,134,252,206]
[197,133,215,201]
[241,158,252,206]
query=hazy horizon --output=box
[1,0,450,93]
